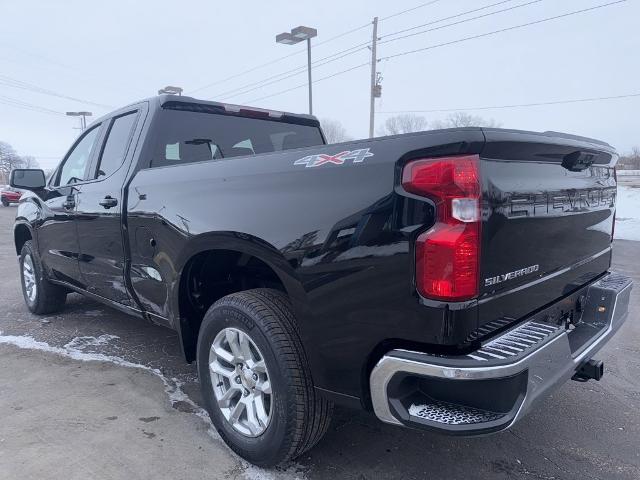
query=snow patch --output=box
[408,404,426,417]
[0,332,208,417]
[0,332,306,479]
[64,334,119,352]
[615,186,640,241]
[242,463,306,480]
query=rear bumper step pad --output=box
[369,271,632,435]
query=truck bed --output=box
[126,120,617,402]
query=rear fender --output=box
[171,231,312,358]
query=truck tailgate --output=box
[477,130,617,333]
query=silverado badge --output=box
[484,264,540,287]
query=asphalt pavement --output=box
[1,204,639,480]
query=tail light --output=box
[402,155,481,301]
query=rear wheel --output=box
[1,198,9,207]
[197,288,333,467]
[20,240,67,314]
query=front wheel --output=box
[20,240,67,314]
[197,288,333,467]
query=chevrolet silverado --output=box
[10,95,632,466]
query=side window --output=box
[95,112,138,178]
[56,126,101,186]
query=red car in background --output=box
[1,186,22,206]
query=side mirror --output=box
[10,169,46,191]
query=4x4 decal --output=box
[294,148,374,168]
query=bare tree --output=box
[320,119,353,144]
[431,112,501,129]
[21,155,39,168]
[0,141,25,183]
[0,142,41,184]
[377,114,428,136]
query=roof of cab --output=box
[86,94,319,131]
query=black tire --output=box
[19,240,67,314]
[197,288,333,467]
[1,198,9,207]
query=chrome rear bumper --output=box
[370,272,632,434]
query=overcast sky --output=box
[1,0,638,169]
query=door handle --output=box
[99,196,118,209]
[62,196,75,209]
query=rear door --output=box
[478,130,617,331]
[75,109,141,305]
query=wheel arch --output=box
[171,231,310,363]
[14,221,34,256]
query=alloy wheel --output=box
[22,254,37,302]
[208,327,272,437]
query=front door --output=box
[75,110,140,305]
[38,125,102,287]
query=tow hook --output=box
[572,359,604,382]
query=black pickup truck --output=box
[11,95,633,466]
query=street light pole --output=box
[276,26,317,115]
[306,37,313,115]
[66,111,92,132]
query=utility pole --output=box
[368,17,379,138]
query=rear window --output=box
[96,111,138,178]
[150,109,324,168]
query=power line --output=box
[0,43,152,99]
[231,0,625,108]
[187,23,371,95]
[379,0,516,40]
[0,95,66,115]
[247,62,370,104]
[312,23,370,48]
[187,49,306,95]
[209,0,549,103]
[188,0,448,95]
[379,0,544,46]
[378,92,640,114]
[379,0,627,62]
[0,94,67,116]
[213,65,309,100]
[0,75,113,109]
[380,0,443,21]
[0,42,78,72]
[212,1,536,102]
[216,43,371,101]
